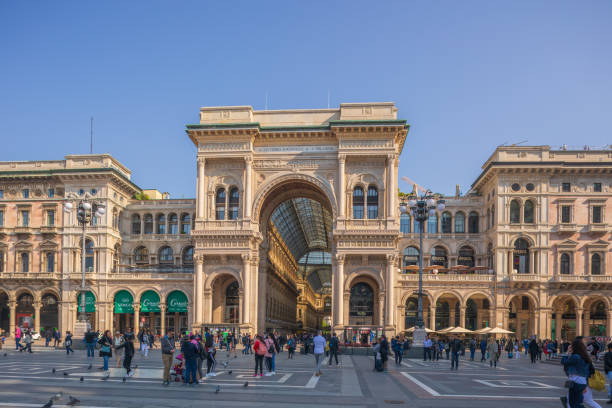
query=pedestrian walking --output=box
[141,330,150,359]
[392,336,403,366]
[114,331,124,368]
[53,329,61,347]
[423,335,432,361]
[469,338,476,361]
[23,330,33,353]
[287,335,296,359]
[487,338,498,368]
[161,329,175,386]
[14,326,21,351]
[528,337,538,364]
[116,333,135,377]
[450,336,462,370]
[253,335,266,377]
[264,333,277,376]
[480,338,487,362]
[84,329,96,359]
[64,331,74,355]
[181,335,198,386]
[561,338,591,408]
[44,329,51,347]
[98,330,113,371]
[328,332,339,365]
[204,329,217,377]
[313,330,326,376]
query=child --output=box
[172,354,184,382]
[64,331,74,355]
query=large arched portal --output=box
[258,179,334,334]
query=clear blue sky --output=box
[1,1,611,198]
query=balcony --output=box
[557,223,578,233]
[343,219,387,230]
[509,273,541,282]
[0,272,60,280]
[587,223,608,233]
[14,226,32,235]
[400,271,495,283]
[39,226,59,235]
[115,265,194,274]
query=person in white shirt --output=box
[423,336,433,361]
[312,331,326,377]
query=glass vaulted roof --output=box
[298,251,332,293]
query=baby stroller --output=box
[170,353,184,382]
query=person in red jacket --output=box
[253,335,266,377]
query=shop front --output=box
[166,290,188,335]
[113,290,134,333]
[77,291,96,331]
[140,290,161,335]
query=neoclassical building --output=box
[0,102,610,342]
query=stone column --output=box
[583,310,590,338]
[9,301,16,337]
[378,294,385,328]
[196,158,206,219]
[33,301,41,334]
[459,306,466,328]
[576,308,583,337]
[387,154,395,219]
[529,251,535,274]
[244,157,252,219]
[242,254,251,324]
[509,250,514,274]
[489,308,495,328]
[555,309,562,340]
[385,254,396,328]
[429,306,436,329]
[607,310,612,338]
[133,304,140,334]
[238,290,244,326]
[334,254,345,328]
[204,289,213,325]
[194,256,204,325]
[338,155,345,218]
[160,304,166,335]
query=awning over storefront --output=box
[140,290,160,313]
[78,291,96,313]
[167,290,188,313]
[114,290,134,314]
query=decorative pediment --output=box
[557,239,578,249]
[587,239,609,249]
[14,240,32,250]
[39,240,58,250]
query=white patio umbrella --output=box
[405,326,436,333]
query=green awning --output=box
[78,291,96,313]
[140,290,160,313]
[114,290,134,314]
[167,291,188,313]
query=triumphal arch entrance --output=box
[186,103,408,337]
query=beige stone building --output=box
[0,103,610,342]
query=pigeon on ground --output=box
[51,368,56,374]
[122,377,126,383]
[102,373,110,381]
[222,361,228,368]
[51,392,63,401]
[79,376,84,382]
[63,372,69,377]
[228,370,232,375]
[234,355,237,358]
[87,364,92,370]
[67,395,80,406]
[3,353,7,357]
[243,381,248,388]
[215,385,220,394]
[41,399,53,408]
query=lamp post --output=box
[64,193,105,325]
[399,190,445,331]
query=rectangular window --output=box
[21,210,29,227]
[48,188,55,198]
[22,189,29,198]
[0,190,4,199]
[47,210,55,226]
[594,183,602,192]
[592,206,602,224]
[561,183,571,192]
[46,253,55,272]
[561,206,571,223]
[0,210,3,226]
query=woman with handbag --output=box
[562,338,592,408]
[98,330,113,372]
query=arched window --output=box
[168,213,178,234]
[352,187,364,219]
[131,214,141,234]
[367,186,378,219]
[524,200,535,223]
[215,188,226,220]
[513,238,530,274]
[466,299,478,330]
[46,252,55,272]
[21,252,29,272]
[112,209,119,230]
[349,283,374,325]
[491,205,495,226]
[510,200,520,224]
[403,246,419,270]
[468,211,479,233]
[591,253,601,275]
[405,297,418,329]
[113,244,120,272]
[441,212,452,234]
[182,246,194,265]
[159,246,173,263]
[156,214,166,234]
[427,214,438,234]
[458,246,475,267]
[560,253,570,275]
[400,213,411,233]
[143,213,153,234]
[431,246,447,268]
[134,246,149,263]
[0,250,4,272]
[454,212,465,233]
[228,188,239,220]
[414,217,423,233]
[224,281,239,323]
[84,239,94,271]
[435,301,450,330]
[180,213,191,234]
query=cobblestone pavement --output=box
[0,346,607,407]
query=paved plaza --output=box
[0,345,608,407]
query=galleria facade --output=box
[0,102,610,342]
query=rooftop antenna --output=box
[90,117,93,154]
[265,92,268,110]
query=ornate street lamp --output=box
[64,193,105,325]
[399,189,445,336]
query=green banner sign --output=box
[78,291,96,313]
[167,290,188,313]
[114,290,134,314]
[140,290,160,313]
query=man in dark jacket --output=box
[328,332,339,365]
[84,329,96,358]
[181,335,199,386]
[161,329,175,386]
[116,333,135,376]
[528,337,538,364]
[480,338,487,362]
[450,337,462,370]
[379,335,389,371]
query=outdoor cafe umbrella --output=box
[405,326,436,333]
[486,327,514,334]
[474,327,492,334]
[404,265,420,272]
[446,326,474,334]
[437,326,455,333]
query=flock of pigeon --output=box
[38,357,249,407]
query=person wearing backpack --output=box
[287,335,296,359]
[98,330,113,371]
[328,332,339,365]
[84,329,96,358]
[253,335,266,377]
[64,331,74,355]
[204,328,216,377]
[264,333,276,376]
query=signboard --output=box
[140,290,160,313]
[167,291,188,313]
[114,290,134,314]
[78,291,96,313]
